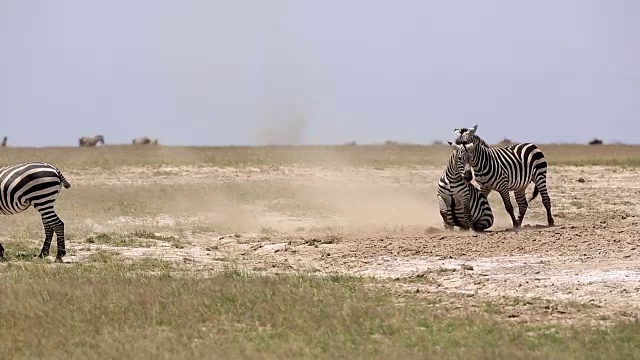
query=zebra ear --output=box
[469,125,478,134]
[454,128,462,136]
[447,141,453,146]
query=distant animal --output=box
[588,138,603,145]
[453,124,554,229]
[1,136,7,147]
[132,137,159,145]
[437,141,494,231]
[79,135,105,147]
[0,162,71,262]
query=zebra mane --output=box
[456,132,489,147]
[467,134,489,147]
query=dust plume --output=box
[255,107,307,146]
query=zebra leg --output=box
[498,190,519,228]
[514,189,528,227]
[35,204,67,262]
[0,242,4,259]
[462,202,472,230]
[37,220,55,259]
[535,178,554,226]
[441,211,454,231]
[53,219,66,262]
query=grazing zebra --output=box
[0,162,71,262]
[132,137,159,145]
[79,135,105,147]
[437,141,494,231]
[453,125,554,229]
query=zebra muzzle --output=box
[463,170,473,183]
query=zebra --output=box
[453,124,554,229]
[79,135,105,147]
[437,141,494,231]
[132,137,159,145]
[0,162,71,262]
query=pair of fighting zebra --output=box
[437,125,554,232]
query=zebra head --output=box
[453,124,478,145]
[449,141,476,183]
[448,141,474,183]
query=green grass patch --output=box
[85,232,156,247]
[83,231,188,249]
[0,265,638,359]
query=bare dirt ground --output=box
[27,163,640,325]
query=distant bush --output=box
[494,138,515,147]
[588,138,603,145]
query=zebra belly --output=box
[475,171,533,192]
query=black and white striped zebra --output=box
[437,141,494,231]
[453,125,554,229]
[0,162,71,262]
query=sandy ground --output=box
[61,164,640,324]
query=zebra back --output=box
[454,127,548,192]
[0,162,70,215]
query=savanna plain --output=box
[1,144,640,359]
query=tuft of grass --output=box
[126,257,175,272]
[132,230,187,249]
[84,231,187,249]
[86,249,121,263]
[85,232,156,248]
[0,241,41,262]
[0,266,638,359]
[484,301,504,315]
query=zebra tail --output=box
[58,171,71,189]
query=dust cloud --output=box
[255,108,307,146]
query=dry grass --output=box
[0,145,639,358]
[2,144,640,170]
[0,262,638,360]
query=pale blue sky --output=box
[1,1,637,146]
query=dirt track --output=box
[66,164,640,324]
